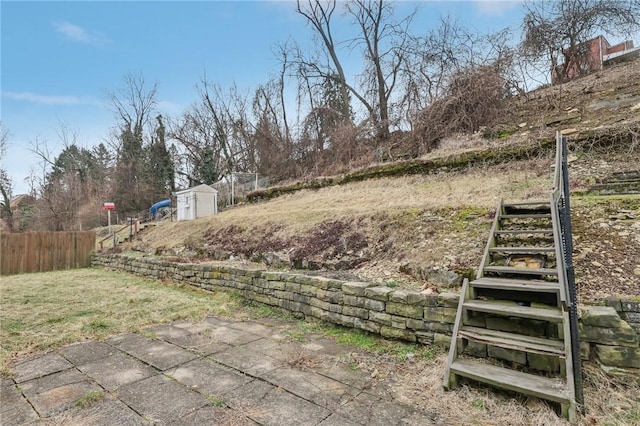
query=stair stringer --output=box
[443,277,470,390]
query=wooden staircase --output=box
[444,198,579,422]
[97,220,157,251]
[581,169,640,196]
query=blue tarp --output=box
[150,199,171,217]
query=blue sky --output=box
[1,0,526,194]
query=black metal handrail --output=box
[551,133,570,307]
[551,130,583,408]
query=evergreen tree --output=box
[145,115,175,201]
[194,146,219,185]
[112,125,146,213]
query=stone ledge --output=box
[594,345,640,369]
[580,306,621,328]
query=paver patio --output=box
[1,316,435,425]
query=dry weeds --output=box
[287,347,319,370]
[126,150,640,301]
[337,349,639,426]
[137,158,551,245]
[273,317,640,426]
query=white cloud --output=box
[473,0,523,16]
[52,20,110,46]
[157,100,184,116]
[2,91,100,107]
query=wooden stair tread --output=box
[484,266,558,276]
[463,299,563,322]
[449,359,570,404]
[499,213,552,219]
[590,181,640,189]
[494,229,553,235]
[503,203,551,215]
[503,201,550,207]
[459,326,565,356]
[471,277,559,293]
[489,246,555,253]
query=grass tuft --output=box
[75,390,104,409]
[206,395,226,407]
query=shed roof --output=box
[175,184,218,195]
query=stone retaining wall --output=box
[92,254,639,380]
[605,298,640,334]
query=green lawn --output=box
[0,268,241,374]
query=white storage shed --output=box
[175,184,218,221]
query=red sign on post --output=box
[103,202,115,210]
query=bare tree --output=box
[295,0,352,121]
[402,17,515,111]
[38,169,85,231]
[521,0,640,84]
[346,0,414,140]
[253,78,295,180]
[295,0,414,141]
[0,121,13,231]
[108,73,159,213]
[108,72,158,137]
[28,128,96,231]
[171,79,255,187]
[394,18,516,150]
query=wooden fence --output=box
[0,231,96,275]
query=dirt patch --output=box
[572,198,640,302]
[289,220,369,269]
[200,223,288,259]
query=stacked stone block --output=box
[580,305,640,381]
[92,254,639,380]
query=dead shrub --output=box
[294,122,375,179]
[287,347,318,370]
[202,223,287,259]
[290,220,369,263]
[414,65,509,151]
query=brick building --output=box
[552,35,639,84]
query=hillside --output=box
[119,60,640,303]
